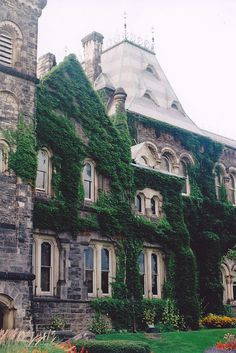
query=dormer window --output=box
[0,32,12,66]
[145,64,159,79]
[171,103,178,110]
[144,92,152,99]
[143,90,159,106]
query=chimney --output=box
[81,31,104,83]
[37,53,56,79]
[113,87,127,112]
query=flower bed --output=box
[200,315,236,329]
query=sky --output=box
[38,0,236,141]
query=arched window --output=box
[228,174,236,205]
[139,156,147,166]
[215,165,224,200]
[83,162,95,201]
[33,235,59,296]
[0,31,13,66]
[139,252,145,295]
[135,194,143,213]
[151,254,158,295]
[84,247,94,294]
[160,154,171,173]
[171,103,178,110]
[0,21,23,68]
[41,242,52,293]
[179,159,189,195]
[101,248,109,294]
[36,149,51,194]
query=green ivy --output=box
[3,115,37,184]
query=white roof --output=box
[95,39,236,149]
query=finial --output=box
[124,12,127,39]
[151,27,155,51]
[64,45,68,57]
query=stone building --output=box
[0,0,236,332]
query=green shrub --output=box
[90,297,166,330]
[89,313,110,334]
[76,340,151,353]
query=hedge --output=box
[76,340,151,353]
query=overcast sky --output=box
[38,0,236,141]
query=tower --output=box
[0,0,47,330]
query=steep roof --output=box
[95,39,236,149]
[95,39,202,135]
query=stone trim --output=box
[0,63,38,83]
[0,272,35,281]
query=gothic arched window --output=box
[214,164,224,200]
[179,159,190,195]
[83,162,95,201]
[228,174,236,205]
[36,148,51,194]
[161,154,171,173]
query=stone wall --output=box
[33,299,94,333]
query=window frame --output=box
[33,235,59,297]
[83,160,96,202]
[85,242,115,298]
[35,148,52,195]
[139,248,164,299]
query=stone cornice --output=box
[0,64,39,83]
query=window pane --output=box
[135,195,142,212]
[101,249,109,271]
[179,161,187,177]
[41,242,51,266]
[151,254,158,295]
[139,252,145,295]
[36,171,46,190]
[161,156,170,172]
[101,272,109,294]
[84,180,92,199]
[151,198,156,214]
[36,150,49,191]
[41,267,50,292]
[85,163,92,179]
[233,283,236,301]
[85,247,94,270]
[85,270,93,293]
[101,249,109,294]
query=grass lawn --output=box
[97,328,236,353]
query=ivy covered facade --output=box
[0,0,236,332]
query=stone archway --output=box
[0,294,15,330]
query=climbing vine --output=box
[8,54,233,330]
